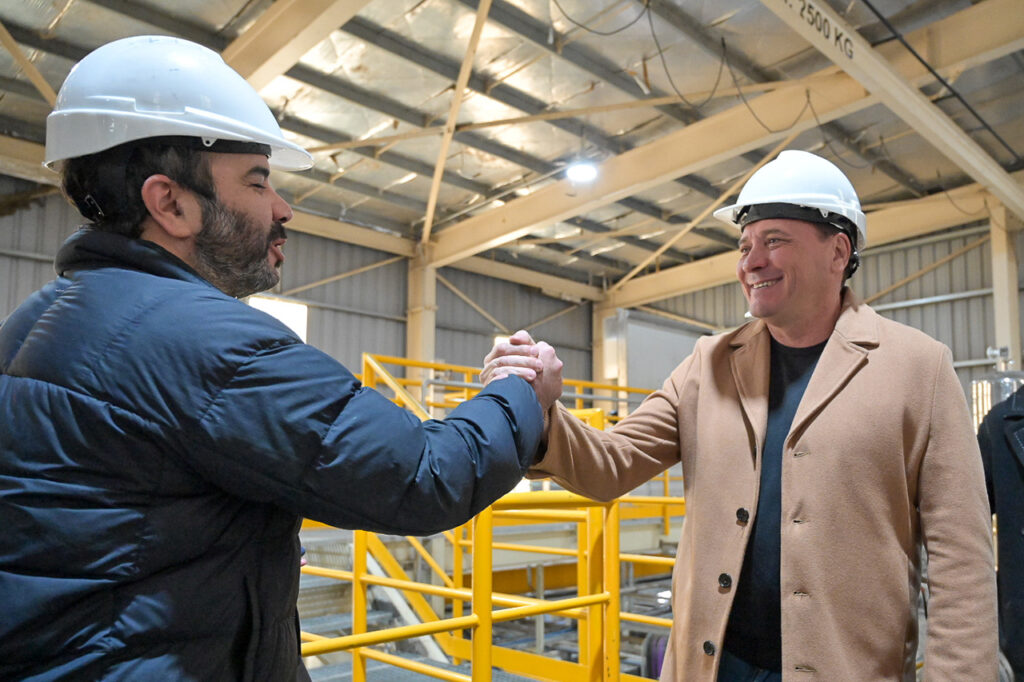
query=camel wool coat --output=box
[530,292,996,681]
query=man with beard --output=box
[0,36,554,681]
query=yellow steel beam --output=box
[449,256,604,302]
[281,254,404,296]
[420,0,492,243]
[0,19,56,106]
[405,250,437,396]
[436,272,511,334]
[222,0,372,91]
[286,209,415,257]
[635,305,722,332]
[760,0,1024,220]
[989,200,1023,367]
[0,136,56,186]
[604,249,740,311]
[523,302,583,334]
[428,0,1024,268]
[864,235,990,305]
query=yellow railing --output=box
[301,493,681,681]
[361,353,654,417]
[299,355,681,681]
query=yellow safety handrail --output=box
[362,353,654,416]
[300,355,682,681]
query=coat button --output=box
[736,508,749,524]
[703,640,716,656]
[718,573,732,589]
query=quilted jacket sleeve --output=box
[181,339,543,536]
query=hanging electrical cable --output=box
[806,95,871,169]
[859,0,1022,164]
[551,0,650,37]
[647,13,727,109]
[725,42,812,135]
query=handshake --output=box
[481,330,564,410]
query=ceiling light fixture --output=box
[566,160,598,183]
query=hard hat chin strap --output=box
[70,143,134,221]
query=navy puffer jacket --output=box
[0,229,542,681]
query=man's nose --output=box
[742,243,768,269]
[271,188,293,224]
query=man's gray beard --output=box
[191,196,285,298]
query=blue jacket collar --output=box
[56,227,215,290]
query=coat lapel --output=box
[730,319,771,461]
[789,292,878,444]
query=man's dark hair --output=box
[61,138,216,237]
[810,222,860,282]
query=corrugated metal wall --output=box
[0,190,593,382]
[276,230,408,372]
[861,226,995,391]
[0,178,77,313]
[436,267,592,381]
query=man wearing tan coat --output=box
[483,151,996,681]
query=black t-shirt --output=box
[723,336,827,671]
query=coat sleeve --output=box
[527,340,698,501]
[918,346,998,680]
[180,340,543,536]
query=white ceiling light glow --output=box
[565,161,598,183]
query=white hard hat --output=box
[713,150,867,247]
[45,35,312,171]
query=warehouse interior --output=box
[0,0,1022,680]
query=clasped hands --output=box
[481,330,564,410]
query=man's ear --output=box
[139,174,199,239]
[832,231,852,274]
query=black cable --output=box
[806,95,871,169]
[725,43,811,134]
[647,16,726,110]
[551,0,650,37]
[934,171,987,217]
[859,0,1021,164]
